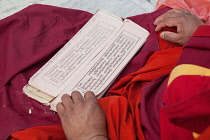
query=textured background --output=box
[0,0,158,19]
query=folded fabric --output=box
[0,4,93,140]
[10,8,183,140]
[3,4,210,140]
[161,25,210,140]
[0,4,172,140]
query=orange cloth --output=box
[11,28,182,140]
[11,126,66,140]
[104,28,182,139]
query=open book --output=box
[23,10,149,111]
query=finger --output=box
[154,12,181,25]
[56,102,65,117]
[160,31,181,44]
[71,91,84,103]
[84,91,97,103]
[155,17,180,32]
[154,9,190,25]
[61,94,73,109]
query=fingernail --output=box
[154,20,157,25]
[155,27,158,32]
[160,32,165,39]
[154,19,160,25]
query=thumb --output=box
[160,31,181,45]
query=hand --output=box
[56,91,108,140]
[154,9,205,45]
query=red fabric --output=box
[105,28,182,140]
[165,75,210,133]
[0,4,93,140]
[11,126,66,140]
[160,25,210,140]
[161,75,210,140]
[193,25,210,37]
[10,16,182,140]
[0,5,172,140]
[8,4,210,140]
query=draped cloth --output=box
[2,4,210,140]
[160,25,210,140]
[0,4,176,140]
[11,30,183,139]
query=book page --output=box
[28,10,124,97]
[50,19,149,111]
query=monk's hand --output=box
[56,91,108,140]
[154,9,205,45]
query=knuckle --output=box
[156,16,164,23]
[160,18,168,24]
[175,35,184,44]
[85,100,97,108]
[85,91,94,97]
[85,91,97,101]
[179,15,187,21]
[183,9,190,13]
[87,99,96,105]
[75,101,84,107]
[63,112,69,118]
[168,12,175,18]
[61,94,68,101]
[165,11,177,18]
[177,39,184,45]
[190,14,197,19]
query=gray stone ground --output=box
[0,0,157,19]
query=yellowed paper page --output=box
[28,10,124,98]
[50,19,149,111]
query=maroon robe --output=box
[0,4,171,140]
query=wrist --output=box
[88,135,108,140]
[66,135,108,140]
[66,129,108,140]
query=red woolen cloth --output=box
[11,126,67,140]
[11,24,182,140]
[0,4,184,140]
[11,30,182,140]
[0,4,93,140]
